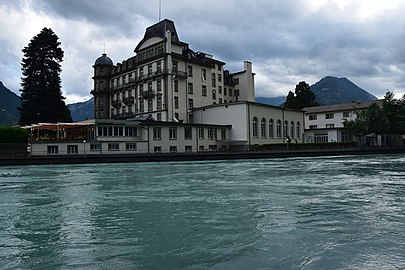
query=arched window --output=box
[261,118,266,138]
[276,120,282,138]
[253,117,258,137]
[284,120,289,138]
[296,121,301,138]
[269,119,274,138]
[290,121,295,138]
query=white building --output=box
[303,100,379,143]
[25,19,305,156]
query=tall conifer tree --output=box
[19,27,72,126]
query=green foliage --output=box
[19,27,72,126]
[285,81,318,109]
[0,126,28,143]
[345,91,405,140]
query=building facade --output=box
[92,19,255,124]
[303,100,380,144]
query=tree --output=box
[345,91,405,146]
[284,81,318,109]
[19,27,72,126]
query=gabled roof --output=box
[134,19,182,52]
[303,100,382,114]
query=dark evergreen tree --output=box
[284,81,318,109]
[19,27,72,126]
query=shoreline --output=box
[1,148,404,166]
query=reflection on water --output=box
[1,154,405,269]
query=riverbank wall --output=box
[1,148,404,166]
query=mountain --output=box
[68,98,94,121]
[256,96,285,106]
[256,76,377,107]
[0,81,21,126]
[311,76,377,105]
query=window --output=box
[174,96,179,109]
[212,90,216,100]
[199,128,204,139]
[170,146,177,153]
[139,99,144,113]
[219,98,222,104]
[234,78,239,85]
[157,113,162,121]
[188,82,193,94]
[201,69,206,81]
[188,98,193,109]
[153,127,161,140]
[47,145,58,155]
[208,129,216,140]
[218,73,222,82]
[296,122,301,138]
[284,120,289,138]
[309,115,317,120]
[212,73,216,87]
[154,146,161,153]
[125,127,138,137]
[209,145,217,151]
[309,125,318,130]
[126,143,137,151]
[90,143,101,151]
[290,121,295,138]
[269,119,274,138]
[169,127,177,140]
[325,113,334,119]
[224,88,227,96]
[108,143,119,151]
[199,145,205,151]
[172,61,178,72]
[148,99,153,111]
[148,65,152,76]
[67,145,78,154]
[314,132,328,143]
[261,118,266,138]
[253,117,258,137]
[221,129,226,141]
[202,85,207,96]
[157,80,162,92]
[174,80,178,92]
[326,124,335,128]
[341,131,351,142]
[157,96,162,110]
[229,89,233,97]
[184,127,192,140]
[343,111,352,118]
[276,120,282,138]
[188,65,193,77]
[185,145,192,152]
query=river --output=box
[1,154,404,269]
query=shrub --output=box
[0,126,28,143]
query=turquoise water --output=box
[1,154,405,269]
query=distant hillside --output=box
[68,98,94,121]
[311,76,377,105]
[0,81,20,126]
[256,96,285,106]
[256,76,377,107]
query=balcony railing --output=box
[140,90,155,99]
[123,96,135,105]
[111,99,122,108]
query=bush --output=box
[0,126,28,143]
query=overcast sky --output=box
[1,0,404,103]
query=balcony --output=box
[111,99,122,108]
[123,96,135,105]
[140,90,155,99]
[90,87,109,95]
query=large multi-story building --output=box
[25,19,305,156]
[91,19,255,124]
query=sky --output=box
[0,0,404,104]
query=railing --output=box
[111,99,122,108]
[140,90,155,99]
[123,96,135,105]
